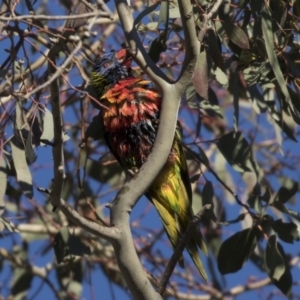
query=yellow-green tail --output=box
[149,131,208,280]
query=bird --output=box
[90,49,208,280]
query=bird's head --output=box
[90,49,133,97]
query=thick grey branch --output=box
[115,0,170,87]
[177,0,200,91]
[109,0,201,299]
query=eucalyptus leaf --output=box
[261,5,294,118]
[272,201,300,221]
[54,227,91,264]
[222,21,250,50]
[12,270,33,298]
[217,131,251,171]
[275,180,298,204]
[148,33,167,63]
[0,69,8,78]
[214,67,228,87]
[218,228,257,274]
[261,188,271,204]
[265,236,292,296]
[247,195,262,214]
[265,235,285,281]
[10,136,33,199]
[206,28,224,70]
[40,107,54,145]
[202,181,217,221]
[272,219,299,244]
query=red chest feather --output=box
[101,78,161,131]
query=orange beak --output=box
[115,49,133,68]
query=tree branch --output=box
[176,0,200,90]
[115,0,170,87]
[108,0,201,299]
[0,11,112,21]
[47,3,118,242]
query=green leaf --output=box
[261,5,294,119]
[288,86,300,123]
[10,136,33,199]
[272,201,300,221]
[148,33,167,63]
[153,5,180,19]
[222,21,250,50]
[64,280,83,298]
[86,116,103,141]
[12,270,33,298]
[246,84,267,114]
[40,107,54,144]
[247,195,262,214]
[25,130,37,164]
[214,67,228,87]
[11,244,33,298]
[265,236,292,296]
[270,0,287,28]
[0,69,8,78]
[206,28,224,70]
[54,227,91,264]
[144,22,159,30]
[217,228,257,274]
[68,235,91,257]
[275,180,298,204]
[202,181,217,221]
[261,187,271,204]
[216,131,251,171]
[56,260,83,298]
[168,7,181,19]
[272,219,299,244]
[0,156,6,216]
[265,235,285,281]
[87,153,124,187]
[267,104,297,142]
[40,107,69,145]
[200,98,223,118]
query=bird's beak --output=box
[115,49,133,68]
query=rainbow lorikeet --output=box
[90,49,208,280]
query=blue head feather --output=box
[90,51,133,97]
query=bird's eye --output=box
[103,62,111,68]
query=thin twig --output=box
[46,3,118,242]
[0,11,113,22]
[197,0,224,43]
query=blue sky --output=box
[1,1,300,299]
